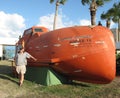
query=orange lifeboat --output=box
[17,25,116,84]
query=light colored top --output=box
[15,52,31,66]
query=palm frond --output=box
[59,0,67,5]
[96,0,112,7]
[50,0,54,3]
[81,0,90,5]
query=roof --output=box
[0,37,18,45]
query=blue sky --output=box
[0,0,119,39]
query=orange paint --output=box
[17,25,116,84]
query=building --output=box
[0,37,18,60]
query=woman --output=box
[15,47,37,86]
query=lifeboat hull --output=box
[18,26,116,84]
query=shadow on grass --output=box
[0,65,18,85]
[116,66,120,76]
[0,74,18,85]
[70,81,91,87]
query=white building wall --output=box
[0,45,3,58]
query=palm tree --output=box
[101,11,112,28]
[81,0,112,25]
[111,3,120,29]
[50,0,67,30]
[109,2,120,41]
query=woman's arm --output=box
[30,55,37,61]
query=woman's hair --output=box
[20,47,24,50]
[18,47,24,53]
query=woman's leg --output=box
[19,73,24,86]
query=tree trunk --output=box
[53,1,59,30]
[90,0,97,25]
[90,11,96,25]
[106,19,111,28]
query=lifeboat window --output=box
[23,29,32,35]
[34,28,43,32]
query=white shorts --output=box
[16,65,26,74]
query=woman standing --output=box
[15,47,37,86]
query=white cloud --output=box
[37,13,55,30]
[37,13,75,30]
[79,19,91,26]
[37,13,94,31]
[110,21,116,28]
[37,13,65,30]
[0,37,18,45]
[0,11,26,38]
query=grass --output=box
[0,60,120,98]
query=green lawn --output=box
[0,60,120,98]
